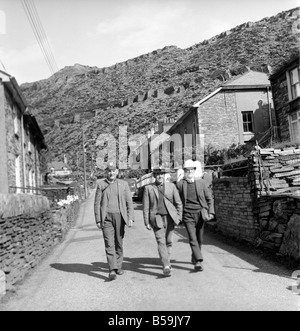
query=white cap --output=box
[183,159,196,169]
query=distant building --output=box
[0,70,47,194]
[135,118,177,170]
[269,55,300,143]
[47,161,72,176]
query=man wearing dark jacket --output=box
[94,162,134,280]
[177,160,214,272]
[143,168,182,277]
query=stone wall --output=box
[255,195,300,263]
[270,56,300,142]
[197,91,240,149]
[0,195,80,292]
[213,147,300,264]
[213,177,258,243]
[4,90,23,191]
[0,193,50,218]
[270,69,290,141]
[1,85,44,194]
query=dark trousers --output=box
[183,211,205,262]
[153,215,175,268]
[102,212,125,271]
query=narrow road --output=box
[0,190,299,311]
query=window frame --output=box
[289,111,300,143]
[28,137,33,153]
[242,111,254,133]
[14,115,19,136]
[287,65,300,101]
[15,155,22,193]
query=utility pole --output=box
[82,129,87,199]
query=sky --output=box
[0,0,299,84]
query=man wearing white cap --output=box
[177,159,214,272]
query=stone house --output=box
[0,70,47,194]
[133,118,177,170]
[269,55,300,143]
[47,161,72,176]
[167,71,275,165]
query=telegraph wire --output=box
[0,58,7,72]
[20,0,58,74]
[27,0,58,72]
[21,0,57,73]
[21,0,55,73]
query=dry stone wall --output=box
[255,195,300,261]
[213,147,300,264]
[0,195,80,292]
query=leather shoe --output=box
[163,266,171,277]
[194,261,204,272]
[116,269,124,275]
[109,270,117,280]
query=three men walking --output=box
[94,159,214,280]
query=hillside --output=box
[20,7,300,174]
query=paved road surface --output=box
[0,191,299,311]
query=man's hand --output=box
[128,220,134,228]
[208,214,214,221]
[146,224,152,231]
[96,222,103,230]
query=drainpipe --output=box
[266,86,275,143]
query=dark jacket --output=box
[177,179,215,215]
[94,179,134,226]
[143,182,183,227]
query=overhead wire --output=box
[20,0,58,74]
[21,0,55,73]
[0,58,7,72]
[27,0,58,72]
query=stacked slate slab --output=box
[249,147,300,197]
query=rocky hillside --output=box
[20,7,300,174]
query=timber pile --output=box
[249,147,300,197]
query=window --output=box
[289,67,300,100]
[15,156,21,193]
[14,116,19,135]
[290,111,300,143]
[28,139,32,153]
[242,111,254,132]
[28,169,35,194]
